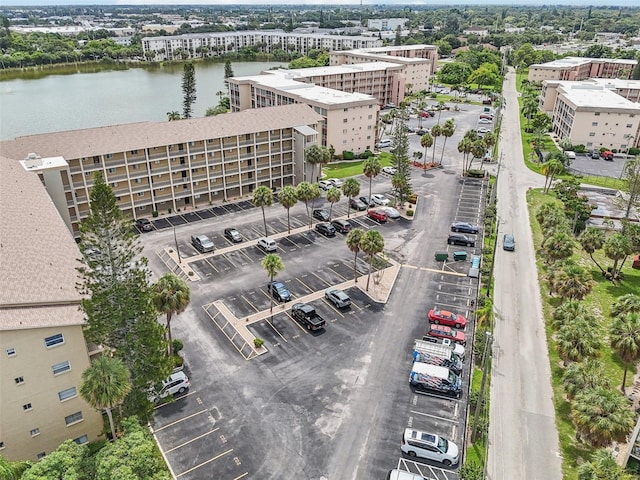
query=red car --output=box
[428,309,467,329]
[367,209,388,223]
[427,325,466,345]
[419,111,430,118]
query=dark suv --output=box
[447,234,475,247]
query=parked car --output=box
[224,227,243,243]
[368,209,388,223]
[590,150,600,159]
[376,139,392,149]
[135,218,153,232]
[426,110,436,117]
[379,206,400,219]
[268,281,291,302]
[148,371,190,403]
[427,324,466,345]
[415,129,429,136]
[371,193,390,206]
[450,222,479,234]
[191,234,215,253]
[419,111,430,118]
[318,180,332,190]
[503,233,515,251]
[382,166,397,175]
[428,308,467,329]
[447,234,475,247]
[478,118,492,124]
[359,196,375,207]
[325,287,351,308]
[479,113,494,120]
[404,126,416,133]
[327,178,343,188]
[400,429,459,466]
[331,219,352,234]
[349,198,367,211]
[315,222,336,237]
[313,209,330,221]
[477,127,491,134]
[257,237,277,252]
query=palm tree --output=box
[252,185,273,236]
[542,231,576,264]
[277,185,298,234]
[80,356,131,441]
[550,262,594,301]
[541,158,564,193]
[262,253,284,315]
[474,298,493,329]
[439,119,456,165]
[551,299,591,330]
[579,228,606,275]
[604,233,633,281]
[362,156,381,207]
[360,230,385,291]
[304,144,325,183]
[562,359,611,400]
[420,133,433,170]
[346,228,364,283]
[430,124,442,164]
[151,273,191,356]
[326,187,341,220]
[166,111,181,121]
[342,178,360,219]
[610,312,640,391]
[611,294,640,317]
[457,136,473,173]
[296,182,321,229]
[572,387,635,448]
[555,318,602,363]
[577,448,636,480]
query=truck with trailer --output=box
[415,338,465,362]
[412,348,462,375]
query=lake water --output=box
[0,61,286,141]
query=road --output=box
[486,68,563,479]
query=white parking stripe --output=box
[175,448,234,477]
[409,410,458,423]
[164,427,220,454]
[153,409,209,432]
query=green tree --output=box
[578,448,636,480]
[20,440,86,480]
[457,136,473,173]
[420,132,434,170]
[549,262,594,301]
[572,387,635,448]
[611,294,640,317]
[541,158,564,193]
[80,355,132,441]
[151,273,191,356]
[610,312,640,391]
[224,59,234,83]
[181,62,196,119]
[262,253,284,315]
[551,299,593,330]
[346,228,364,283]
[555,317,602,363]
[563,359,611,400]
[439,119,456,165]
[252,185,273,237]
[326,187,341,220]
[166,111,181,121]
[619,158,640,223]
[604,233,633,281]
[430,124,443,164]
[0,456,32,480]
[278,185,298,234]
[342,178,360,219]
[305,144,326,184]
[362,156,382,208]
[296,181,321,229]
[360,230,385,291]
[578,228,606,275]
[390,113,411,203]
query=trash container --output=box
[435,251,449,261]
[453,251,467,261]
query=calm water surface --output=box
[0,61,285,141]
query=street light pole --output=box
[173,226,182,264]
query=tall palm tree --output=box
[277,185,298,234]
[577,448,636,480]
[304,144,324,183]
[555,318,602,363]
[457,136,473,174]
[611,294,640,317]
[151,273,191,356]
[342,178,360,219]
[572,387,635,448]
[578,228,606,275]
[346,228,364,283]
[360,229,385,291]
[550,262,594,302]
[542,231,576,265]
[80,356,131,441]
[296,182,320,229]
[326,187,341,220]
[439,119,456,165]
[610,312,640,391]
[166,111,181,121]
[430,124,442,164]
[604,233,633,281]
[541,158,564,193]
[262,253,284,315]
[474,298,493,329]
[420,133,433,170]
[551,299,590,330]
[562,359,611,400]
[252,185,273,236]
[362,156,381,207]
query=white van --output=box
[387,470,427,480]
[376,139,392,149]
[400,428,460,466]
[257,237,277,252]
[565,151,576,160]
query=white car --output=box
[148,371,190,403]
[371,194,390,206]
[318,180,332,190]
[376,139,392,149]
[401,428,459,466]
[382,166,397,175]
[478,118,492,124]
[379,206,400,219]
[477,127,491,134]
[327,178,343,188]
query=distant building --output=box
[527,56,637,83]
[0,159,103,461]
[462,27,490,37]
[367,18,408,31]
[141,24,180,34]
[110,36,132,46]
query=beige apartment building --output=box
[528,56,637,83]
[228,74,379,154]
[540,78,640,113]
[0,160,103,461]
[141,31,382,61]
[0,104,322,238]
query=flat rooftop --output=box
[559,84,640,110]
[143,30,379,42]
[587,78,640,90]
[533,56,637,69]
[266,61,402,78]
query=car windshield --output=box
[437,436,448,452]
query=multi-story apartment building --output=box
[540,78,640,113]
[367,18,408,31]
[141,31,382,61]
[548,84,640,151]
[527,56,637,83]
[329,45,438,93]
[0,104,322,237]
[0,159,103,461]
[228,73,379,154]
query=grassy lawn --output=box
[322,152,392,179]
[527,188,640,479]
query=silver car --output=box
[325,287,351,308]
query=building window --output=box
[131,150,138,154]
[30,428,40,437]
[135,178,142,184]
[343,118,348,123]
[23,403,33,411]
[343,108,349,112]
[591,122,598,126]
[594,112,600,116]
[37,452,46,460]
[627,124,633,128]
[58,387,78,401]
[44,334,64,348]
[105,154,113,159]
[15,376,24,385]
[73,435,88,445]
[343,129,347,134]
[6,348,16,357]
[93,157,100,164]
[0,442,4,449]
[52,361,71,376]
[589,132,595,137]
[65,412,83,426]
[108,168,116,174]
[132,164,138,170]
[137,192,145,197]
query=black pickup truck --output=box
[291,303,326,331]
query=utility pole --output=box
[173,226,182,264]
[472,331,493,442]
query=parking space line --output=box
[236,248,255,263]
[295,276,315,294]
[241,295,260,313]
[164,427,220,454]
[327,265,349,281]
[232,473,249,480]
[264,316,288,343]
[153,390,198,410]
[309,271,332,288]
[153,409,209,432]
[285,310,310,334]
[175,448,234,478]
[322,298,345,318]
[203,258,219,274]
[409,410,458,423]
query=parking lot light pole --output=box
[472,331,493,442]
[173,227,182,264]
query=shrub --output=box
[466,169,486,178]
[172,339,184,354]
[407,209,415,217]
[363,149,374,158]
[342,150,355,160]
[629,147,640,156]
[407,193,418,204]
[152,211,159,218]
[171,354,184,369]
[253,338,264,348]
[359,152,369,159]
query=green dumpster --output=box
[435,251,449,261]
[453,251,468,261]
